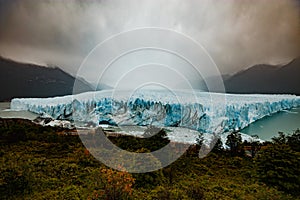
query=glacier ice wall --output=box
[11,90,300,133]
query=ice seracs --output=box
[11,90,300,134]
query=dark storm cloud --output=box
[0,0,299,76]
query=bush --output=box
[149,186,187,200]
[0,168,31,197]
[186,183,205,200]
[255,144,300,195]
[91,168,135,200]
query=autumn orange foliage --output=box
[91,166,135,200]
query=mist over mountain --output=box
[0,57,93,101]
[1,55,299,102]
[225,57,300,95]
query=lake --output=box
[0,102,39,120]
[241,107,300,141]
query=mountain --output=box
[225,57,300,95]
[91,82,113,90]
[0,57,93,101]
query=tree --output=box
[249,141,261,158]
[226,132,243,156]
[195,133,204,147]
[142,126,170,151]
[186,132,205,157]
[211,138,223,154]
[255,144,300,195]
[272,132,287,144]
[0,168,31,198]
[91,167,135,200]
[243,135,262,158]
[272,130,300,152]
[287,129,300,152]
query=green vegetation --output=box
[255,130,300,195]
[0,119,299,199]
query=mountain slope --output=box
[0,57,93,101]
[225,58,300,95]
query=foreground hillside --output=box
[0,118,299,199]
[0,57,92,101]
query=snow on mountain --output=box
[11,90,300,134]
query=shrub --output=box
[91,167,135,200]
[149,186,187,200]
[0,168,31,197]
[186,183,205,200]
[255,144,300,195]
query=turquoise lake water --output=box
[0,102,38,120]
[241,107,300,141]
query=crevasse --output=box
[11,90,300,133]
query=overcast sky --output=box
[0,0,299,88]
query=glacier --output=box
[10,90,300,134]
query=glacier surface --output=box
[11,90,300,134]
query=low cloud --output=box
[0,0,299,77]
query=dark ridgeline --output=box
[1,55,299,102]
[225,57,300,95]
[0,56,93,101]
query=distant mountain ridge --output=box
[1,56,299,102]
[0,56,93,101]
[225,57,300,95]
